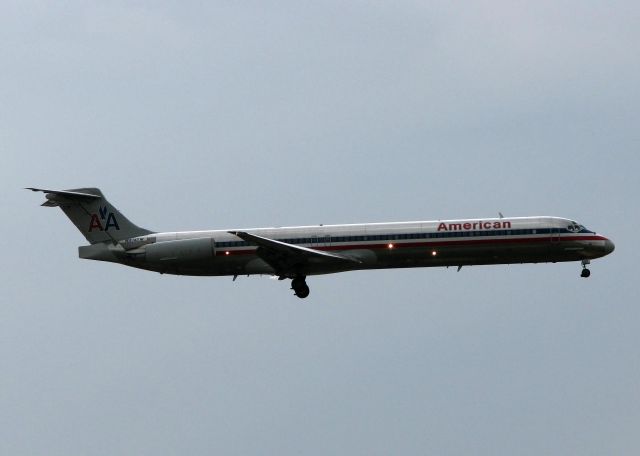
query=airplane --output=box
[27,187,615,298]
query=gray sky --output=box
[2,1,639,454]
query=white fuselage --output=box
[82,216,614,278]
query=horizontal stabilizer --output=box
[26,187,101,203]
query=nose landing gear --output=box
[291,276,310,298]
[581,259,591,278]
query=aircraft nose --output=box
[604,238,615,255]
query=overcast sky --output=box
[2,1,639,454]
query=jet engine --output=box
[145,237,215,263]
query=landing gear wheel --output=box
[291,277,310,299]
[581,268,591,278]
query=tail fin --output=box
[27,187,153,244]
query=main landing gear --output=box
[291,276,310,299]
[581,259,591,278]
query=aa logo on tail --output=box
[89,206,120,232]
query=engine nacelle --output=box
[145,237,215,263]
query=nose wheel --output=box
[581,259,591,278]
[291,276,310,298]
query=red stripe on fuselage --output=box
[215,235,607,256]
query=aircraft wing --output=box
[228,231,361,274]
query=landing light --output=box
[388,243,394,249]
[431,250,437,256]
[225,251,230,255]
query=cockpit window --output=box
[566,222,593,233]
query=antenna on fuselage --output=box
[498,212,504,219]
